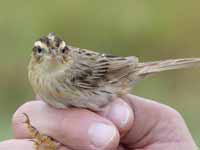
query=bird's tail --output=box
[135,58,200,76]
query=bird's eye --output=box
[61,46,69,54]
[37,47,43,53]
[33,47,44,55]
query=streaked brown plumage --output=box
[28,32,200,111]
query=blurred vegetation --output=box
[0,0,200,146]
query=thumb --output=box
[120,94,197,149]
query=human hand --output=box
[0,94,198,150]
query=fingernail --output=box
[108,100,132,128]
[89,123,117,148]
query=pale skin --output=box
[0,94,197,150]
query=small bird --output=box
[27,32,200,149]
[28,32,200,111]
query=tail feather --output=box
[136,58,200,76]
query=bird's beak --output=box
[51,49,57,57]
[49,49,58,64]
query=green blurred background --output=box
[0,0,200,146]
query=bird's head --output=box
[30,33,72,72]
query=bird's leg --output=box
[23,113,58,150]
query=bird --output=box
[26,32,200,149]
[28,32,200,111]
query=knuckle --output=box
[159,104,184,122]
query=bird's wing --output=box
[69,48,139,90]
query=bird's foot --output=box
[23,113,58,150]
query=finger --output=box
[120,94,197,149]
[0,139,34,150]
[12,101,120,150]
[100,98,134,136]
[34,95,134,135]
[0,139,70,150]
